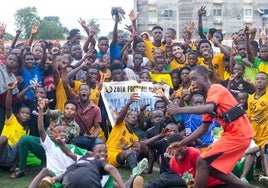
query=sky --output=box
[0,0,134,37]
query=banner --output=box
[101,81,170,126]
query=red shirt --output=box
[170,147,224,188]
[69,91,101,134]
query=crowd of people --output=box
[0,5,268,188]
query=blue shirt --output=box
[181,113,220,147]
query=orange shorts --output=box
[201,136,251,174]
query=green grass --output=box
[0,165,265,188]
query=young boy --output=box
[58,146,126,188]
[10,100,80,179]
[247,72,268,186]
[39,143,143,188]
[28,97,87,187]
[144,123,186,188]
[180,93,220,152]
[0,82,30,171]
[106,93,148,176]
[166,65,255,188]
[168,133,227,188]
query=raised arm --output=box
[197,5,207,40]
[66,57,87,84]
[28,22,39,47]
[61,61,75,100]
[245,26,255,63]
[211,37,230,58]
[0,22,6,60]
[184,21,195,46]
[120,31,135,59]
[11,28,23,49]
[129,10,138,33]
[116,93,140,125]
[110,11,120,46]
[37,98,50,142]
[16,83,38,102]
[78,18,90,34]
[50,41,61,86]
[82,24,97,53]
[6,82,17,119]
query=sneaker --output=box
[132,175,144,188]
[131,158,148,177]
[240,177,249,184]
[259,175,268,187]
[39,176,53,188]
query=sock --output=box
[126,152,138,170]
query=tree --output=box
[14,6,40,39]
[35,20,65,40]
[35,16,66,40]
[4,32,14,41]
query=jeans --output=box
[76,135,103,151]
[144,171,187,188]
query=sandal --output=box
[10,168,26,178]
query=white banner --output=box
[101,81,170,126]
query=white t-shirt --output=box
[126,54,149,68]
[41,135,80,176]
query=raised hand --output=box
[129,10,138,22]
[0,22,7,38]
[38,98,53,111]
[244,26,250,36]
[51,40,61,56]
[166,141,183,157]
[211,36,220,46]
[7,82,17,90]
[29,83,39,90]
[160,127,173,137]
[124,24,133,33]
[15,28,23,36]
[153,87,165,98]
[88,25,97,37]
[31,22,39,35]
[50,126,60,143]
[140,103,149,112]
[78,17,88,28]
[260,26,267,41]
[198,5,206,17]
[128,93,140,104]
[186,21,195,34]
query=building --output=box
[135,0,268,39]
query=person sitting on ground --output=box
[144,123,187,188]
[232,139,260,184]
[106,93,149,176]
[39,143,144,188]
[168,133,228,188]
[0,82,30,173]
[28,97,87,188]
